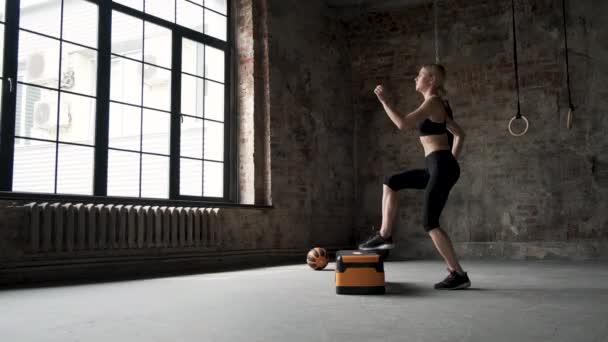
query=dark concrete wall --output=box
[341,0,608,259]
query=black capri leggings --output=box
[383,150,460,232]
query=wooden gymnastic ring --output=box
[508,115,529,137]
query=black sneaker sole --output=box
[435,281,471,290]
[358,243,395,250]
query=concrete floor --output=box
[1,260,608,342]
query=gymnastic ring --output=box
[508,115,529,137]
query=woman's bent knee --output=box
[425,226,440,233]
[383,176,398,191]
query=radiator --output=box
[24,202,221,253]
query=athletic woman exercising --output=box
[358,64,471,290]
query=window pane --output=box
[63,0,98,48]
[180,158,201,196]
[61,42,97,97]
[20,0,61,38]
[144,22,172,69]
[114,0,143,11]
[9,0,230,199]
[18,31,60,89]
[180,116,202,159]
[205,46,224,83]
[107,149,140,197]
[0,25,4,68]
[204,9,226,41]
[143,65,171,111]
[110,57,142,106]
[58,92,96,145]
[203,161,223,197]
[181,74,204,117]
[0,23,3,114]
[142,109,170,155]
[0,0,5,22]
[206,0,227,15]
[141,154,169,199]
[145,0,176,23]
[16,84,57,142]
[109,102,141,151]
[182,38,204,77]
[177,0,204,34]
[204,80,223,121]
[56,144,93,195]
[13,138,56,193]
[204,120,223,161]
[112,11,143,60]
[14,84,34,138]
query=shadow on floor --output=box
[385,281,432,296]
[385,282,489,295]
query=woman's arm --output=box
[446,116,466,159]
[374,85,434,130]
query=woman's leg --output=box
[428,227,463,273]
[380,185,398,238]
[422,152,469,288]
[431,226,470,290]
[381,169,429,238]
[381,185,388,224]
[360,169,429,250]
[424,187,464,273]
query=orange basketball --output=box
[307,247,328,270]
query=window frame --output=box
[0,0,235,207]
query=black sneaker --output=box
[434,269,471,290]
[358,232,394,250]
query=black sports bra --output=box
[417,98,452,136]
[418,118,447,136]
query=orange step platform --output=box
[335,250,385,295]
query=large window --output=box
[0,0,231,202]
[0,0,6,120]
[14,0,99,195]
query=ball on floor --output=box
[306,247,328,270]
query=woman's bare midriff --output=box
[420,134,451,157]
[419,100,452,157]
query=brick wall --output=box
[229,0,356,249]
[340,0,608,259]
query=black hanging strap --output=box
[511,0,521,119]
[562,0,575,111]
[434,0,439,63]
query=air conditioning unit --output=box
[26,51,60,87]
[33,98,72,132]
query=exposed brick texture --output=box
[340,0,608,259]
[230,0,356,250]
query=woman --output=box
[358,64,471,290]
